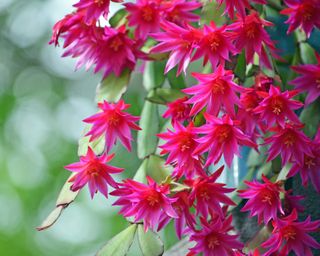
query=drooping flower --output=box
[238,175,284,224]
[183,65,244,116]
[287,137,320,193]
[158,122,204,179]
[189,215,243,256]
[290,53,320,106]
[253,85,303,129]
[192,21,237,68]
[216,0,267,19]
[264,123,313,166]
[83,100,141,152]
[262,209,320,256]
[281,0,320,38]
[194,114,257,167]
[228,12,277,69]
[162,97,191,123]
[185,166,235,218]
[151,22,202,75]
[125,0,160,40]
[111,177,178,231]
[158,190,196,239]
[161,0,202,25]
[73,0,122,24]
[65,147,123,198]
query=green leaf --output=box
[167,67,186,89]
[143,61,166,91]
[234,50,246,82]
[78,124,105,156]
[146,88,185,105]
[37,174,79,231]
[96,224,137,256]
[96,69,131,103]
[109,8,127,28]
[147,155,172,183]
[133,159,148,184]
[276,164,291,182]
[137,101,159,159]
[300,42,317,64]
[300,100,320,137]
[137,225,164,256]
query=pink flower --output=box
[161,0,201,25]
[264,123,313,166]
[125,0,160,40]
[73,0,122,24]
[151,22,202,75]
[287,138,320,193]
[192,22,237,68]
[262,209,320,256]
[281,0,320,38]
[194,114,257,167]
[185,166,235,218]
[238,175,284,224]
[253,85,303,129]
[83,100,141,152]
[183,65,244,116]
[189,216,243,256]
[158,122,204,179]
[111,177,178,231]
[158,191,196,239]
[290,53,320,106]
[229,12,277,69]
[217,0,266,19]
[65,147,123,198]
[162,97,191,123]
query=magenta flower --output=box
[185,166,235,218]
[192,22,237,68]
[264,123,313,166]
[183,65,244,116]
[158,122,204,179]
[125,0,160,40]
[162,97,191,124]
[253,85,303,129]
[161,0,201,25]
[262,209,320,256]
[151,22,202,75]
[229,12,277,69]
[111,177,178,231]
[217,0,266,19]
[65,147,123,198]
[189,216,243,256]
[290,53,320,106]
[83,100,141,152]
[158,191,196,239]
[194,114,257,167]
[281,0,320,38]
[287,138,320,193]
[73,0,122,24]
[238,175,284,224]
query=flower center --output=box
[281,226,296,240]
[260,190,274,205]
[211,79,227,95]
[87,164,100,176]
[300,3,314,21]
[304,155,316,168]
[110,36,123,52]
[283,132,295,147]
[270,97,284,115]
[245,23,258,39]
[206,233,220,249]
[107,112,120,126]
[146,191,160,206]
[208,33,221,51]
[180,136,193,152]
[216,125,232,143]
[199,187,210,201]
[141,6,154,22]
[94,0,105,7]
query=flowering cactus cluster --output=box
[39,0,320,255]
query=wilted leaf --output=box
[137,225,164,256]
[37,205,64,231]
[109,8,127,28]
[96,224,137,256]
[137,101,159,159]
[96,69,131,103]
[143,61,166,91]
